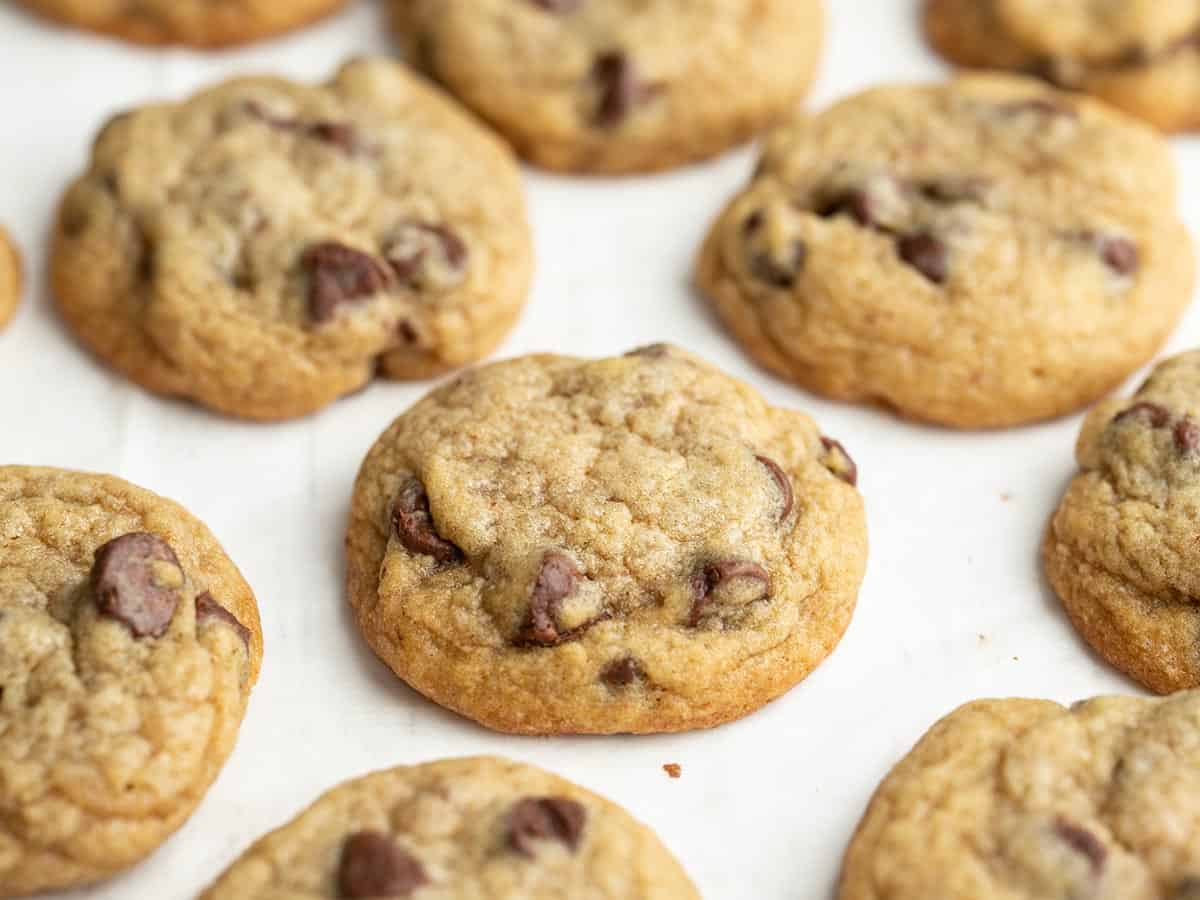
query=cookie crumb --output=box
[662,763,682,779]
[1000,492,1013,502]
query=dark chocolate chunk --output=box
[1113,401,1170,428]
[303,242,392,323]
[509,797,587,858]
[897,232,948,284]
[195,591,252,649]
[91,533,183,639]
[689,560,770,626]
[600,656,643,687]
[338,830,428,898]
[1053,819,1106,872]
[820,437,858,487]
[592,51,649,128]
[755,455,794,520]
[391,478,463,563]
[519,552,580,646]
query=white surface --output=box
[1,2,1197,898]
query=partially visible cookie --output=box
[925,0,1200,132]
[0,466,262,896]
[839,692,1200,900]
[199,756,699,899]
[696,75,1194,428]
[346,345,867,735]
[0,227,20,331]
[1044,351,1200,694]
[391,0,824,174]
[13,0,349,48]
[53,57,532,421]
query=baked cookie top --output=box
[0,466,261,896]
[695,75,1194,428]
[840,692,1200,900]
[391,0,824,174]
[0,227,20,331]
[925,0,1200,132]
[1045,350,1200,694]
[199,756,699,899]
[14,0,349,48]
[53,57,532,421]
[346,345,867,735]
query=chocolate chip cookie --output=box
[695,75,1194,428]
[53,58,532,421]
[0,227,20,331]
[14,0,348,48]
[925,0,1200,132]
[0,466,262,896]
[840,691,1200,900]
[199,756,699,899]
[1043,351,1200,694]
[390,0,824,174]
[346,345,867,735]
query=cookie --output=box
[1043,350,1200,694]
[53,58,532,421]
[839,691,1200,900]
[695,75,1194,429]
[925,0,1200,133]
[390,0,824,174]
[346,345,867,735]
[0,227,20,332]
[0,466,262,896]
[199,756,699,899]
[13,0,349,48]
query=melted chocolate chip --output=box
[91,533,183,638]
[820,437,858,487]
[1098,236,1138,276]
[246,102,362,154]
[303,242,392,324]
[592,51,648,128]
[750,242,807,288]
[689,560,770,626]
[383,223,469,289]
[897,233,948,284]
[624,343,672,359]
[530,0,584,10]
[338,831,428,898]
[1174,877,1200,899]
[755,455,793,520]
[1175,417,1200,453]
[817,190,876,226]
[195,592,251,649]
[391,479,462,563]
[1114,401,1170,428]
[508,797,587,858]
[918,177,991,205]
[519,552,580,646]
[600,656,643,687]
[1053,819,1106,872]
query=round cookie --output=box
[390,0,824,174]
[346,345,867,735]
[695,75,1194,429]
[53,58,532,421]
[13,0,349,48]
[925,0,1200,133]
[199,756,699,899]
[1044,350,1200,694]
[0,227,20,332]
[839,692,1200,900]
[0,466,262,896]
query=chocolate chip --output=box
[820,437,858,487]
[755,455,793,520]
[306,121,360,154]
[1053,819,1106,872]
[817,190,876,226]
[530,0,584,10]
[302,242,392,324]
[749,241,807,289]
[1098,236,1138,276]
[195,591,251,649]
[689,560,770,626]
[391,478,462,563]
[897,233,948,284]
[592,51,649,128]
[1113,401,1170,428]
[91,533,183,639]
[1175,417,1200,453]
[383,223,468,290]
[600,656,642,687]
[338,831,428,898]
[624,343,672,359]
[918,177,991,205]
[519,552,580,646]
[1174,876,1200,899]
[508,797,587,858]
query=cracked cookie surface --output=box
[14,0,349,48]
[0,227,20,332]
[52,57,532,421]
[199,756,699,899]
[346,345,867,735]
[390,0,824,174]
[0,466,262,896]
[840,692,1200,900]
[1045,350,1200,693]
[925,0,1200,132]
[695,75,1194,429]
